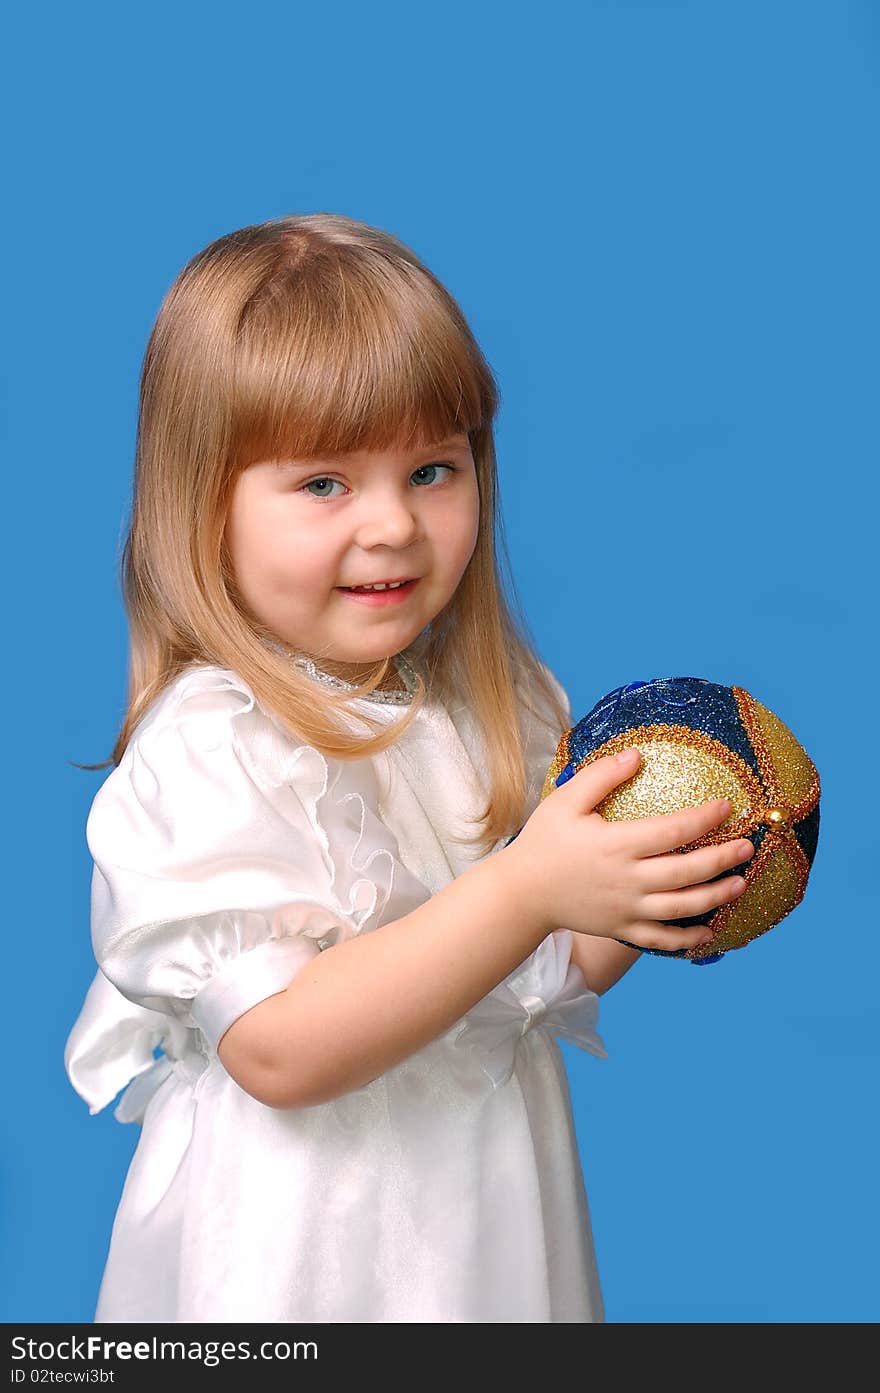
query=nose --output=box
[353,488,423,550]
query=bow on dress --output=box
[452,932,608,1089]
[64,969,196,1124]
[66,937,608,1116]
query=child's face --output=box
[225,432,480,673]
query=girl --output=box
[64,212,750,1323]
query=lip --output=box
[340,577,417,587]
[336,578,420,606]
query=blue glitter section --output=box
[615,937,726,965]
[571,677,761,782]
[794,801,820,864]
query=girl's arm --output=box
[568,933,642,996]
[219,843,552,1110]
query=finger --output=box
[640,870,747,923]
[564,748,642,813]
[624,797,735,857]
[637,837,755,892]
[614,920,718,954]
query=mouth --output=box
[336,578,420,606]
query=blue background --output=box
[4,0,876,1324]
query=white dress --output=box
[64,655,609,1323]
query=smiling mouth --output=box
[338,579,419,592]
[336,578,421,604]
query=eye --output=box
[301,477,346,500]
[411,462,457,486]
[299,462,457,502]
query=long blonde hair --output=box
[74,212,569,855]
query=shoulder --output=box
[534,660,571,722]
[514,656,572,733]
[93,664,320,822]
[511,658,572,814]
[130,663,261,745]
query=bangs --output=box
[228,251,491,468]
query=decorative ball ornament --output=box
[539,677,820,965]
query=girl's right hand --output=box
[503,748,756,954]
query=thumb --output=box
[565,747,642,812]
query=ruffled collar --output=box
[260,637,419,705]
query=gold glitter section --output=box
[542,725,768,847]
[734,688,820,815]
[594,739,748,835]
[690,838,805,959]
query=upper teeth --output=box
[351,581,408,591]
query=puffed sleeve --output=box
[85,669,430,1055]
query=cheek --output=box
[262,537,330,594]
[447,482,480,567]
[231,495,326,584]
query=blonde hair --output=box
[74,212,569,855]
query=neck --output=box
[261,637,405,690]
[317,656,402,689]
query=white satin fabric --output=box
[64,660,608,1323]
